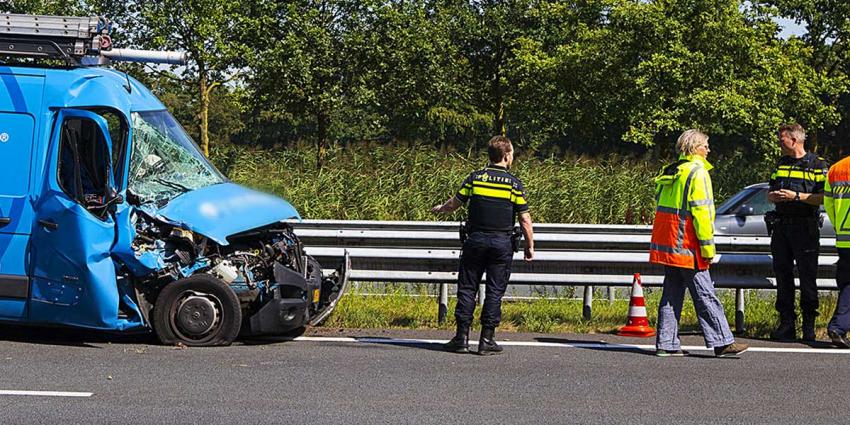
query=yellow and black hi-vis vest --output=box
[769,152,829,217]
[454,164,529,232]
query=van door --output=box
[28,109,121,329]
[0,69,44,320]
[0,112,35,320]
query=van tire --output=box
[153,274,242,347]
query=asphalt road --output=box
[0,326,848,424]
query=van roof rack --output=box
[1,13,186,66]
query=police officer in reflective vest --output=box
[650,129,747,357]
[823,156,850,348]
[431,135,534,355]
[767,123,829,341]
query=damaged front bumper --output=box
[246,250,351,335]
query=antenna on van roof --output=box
[0,13,187,66]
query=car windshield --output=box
[128,110,225,204]
[717,186,762,214]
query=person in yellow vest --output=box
[649,129,748,357]
[824,157,850,348]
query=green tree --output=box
[112,0,257,156]
[350,0,489,148]
[757,0,850,154]
[509,0,845,156]
[248,0,373,167]
[0,0,87,14]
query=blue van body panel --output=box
[111,205,167,277]
[41,68,165,112]
[0,234,30,319]
[27,109,143,330]
[153,183,301,245]
[0,70,42,236]
[0,67,44,320]
[0,65,308,333]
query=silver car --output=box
[714,183,834,236]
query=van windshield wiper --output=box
[153,177,191,192]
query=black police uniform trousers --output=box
[455,231,513,329]
[771,219,820,322]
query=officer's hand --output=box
[704,256,715,264]
[767,191,781,203]
[771,189,796,202]
[524,247,534,262]
[431,204,444,214]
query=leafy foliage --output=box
[5,0,850,161]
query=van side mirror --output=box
[105,188,124,213]
[735,205,754,217]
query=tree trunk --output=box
[809,130,819,155]
[198,67,211,158]
[316,111,330,169]
[491,49,506,136]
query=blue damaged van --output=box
[0,14,349,346]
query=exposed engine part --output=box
[168,228,197,265]
[211,260,238,284]
[128,217,347,332]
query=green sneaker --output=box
[655,349,688,357]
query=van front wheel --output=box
[153,274,242,347]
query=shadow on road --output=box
[534,337,654,357]
[0,324,154,348]
[533,337,744,360]
[354,336,449,353]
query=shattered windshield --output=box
[128,110,226,204]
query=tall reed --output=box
[211,144,772,223]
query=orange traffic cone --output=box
[618,273,656,337]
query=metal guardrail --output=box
[291,219,840,332]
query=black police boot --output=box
[444,324,469,353]
[802,315,817,342]
[478,327,503,356]
[770,321,796,341]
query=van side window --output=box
[57,118,111,219]
[90,108,129,191]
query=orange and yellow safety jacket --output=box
[649,154,716,270]
[825,156,850,249]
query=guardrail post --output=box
[478,283,486,306]
[438,283,449,324]
[735,288,745,333]
[608,286,615,304]
[583,285,593,320]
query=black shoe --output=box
[802,316,817,342]
[478,327,503,356]
[770,322,796,341]
[444,325,469,353]
[828,330,850,349]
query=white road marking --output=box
[292,336,850,354]
[0,390,93,397]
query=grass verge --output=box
[321,286,839,340]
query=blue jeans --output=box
[656,266,735,350]
[828,248,850,335]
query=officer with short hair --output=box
[431,135,534,355]
[767,123,829,341]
